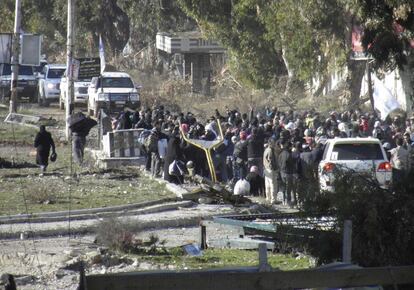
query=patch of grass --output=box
[0,119,38,146]
[0,143,174,216]
[135,248,311,271]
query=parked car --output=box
[318,137,392,191]
[0,63,37,102]
[37,64,66,106]
[59,71,91,110]
[87,71,140,117]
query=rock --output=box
[64,249,81,257]
[97,247,109,255]
[85,251,102,265]
[55,269,67,279]
[43,199,52,205]
[139,262,153,271]
[105,255,120,267]
[14,275,35,285]
[63,257,83,271]
[198,197,213,204]
[132,259,139,267]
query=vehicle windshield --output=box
[47,68,65,79]
[331,143,384,160]
[2,64,33,76]
[99,77,134,88]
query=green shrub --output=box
[306,170,414,267]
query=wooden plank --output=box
[85,265,414,290]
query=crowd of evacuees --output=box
[107,105,414,208]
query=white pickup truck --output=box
[37,64,66,106]
[87,72,140,117]
[59,71,91,110]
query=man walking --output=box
[34,125,56,175]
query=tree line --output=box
[0,0,413,105]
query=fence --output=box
[80,257,414,290]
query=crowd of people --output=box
[35,104,414,207]
[109,104,414,207]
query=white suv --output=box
[37,64,65,106]
[318,137,392,191]
[59,72,91,110]
[87,72,140,117]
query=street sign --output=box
[20,34,42,66]
[0,34,12,63]
[76,57,101,80]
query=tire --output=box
[29,92,37,103]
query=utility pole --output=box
[65,0,75,139]
[366,60,377,118]
[9,0,21,113]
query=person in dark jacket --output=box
[34,125,55,175]
[245,165,265,196]
[278,141,295,206]
[163,127,185,184]
[247,127,265,175]
[233,131,248,181]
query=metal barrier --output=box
[102,128,144,158]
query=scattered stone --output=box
[63,257,83,271]
[198,197,213,204]
[55,269,67,279]
[64,249,82,257]
[139,262,153,271]
[14,275,35,285]
[85,251,102,265]
[43,199,53,205]
[105,255,120,267]
[97,246,109,255]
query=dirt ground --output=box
[0,222,271,289]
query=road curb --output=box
[0,197,178,224]
[0,211,225,240]
[0,200,194,224]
